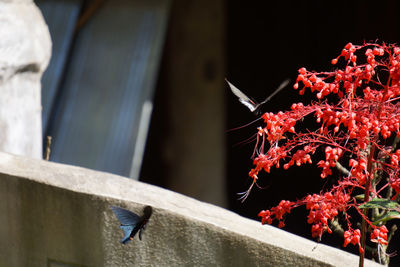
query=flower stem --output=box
[359,143,376,267]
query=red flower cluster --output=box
[317,146,343,178]
[349,158,368,185]
[305,188,350,240]
[370,225,388,245]
[344,229,363,254]
[391,177,400,200]
[258,200,294,228]
[260,109,300,142]
[251,42,399,254]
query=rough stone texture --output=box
[0,0,51,159]
[0,152,383,267]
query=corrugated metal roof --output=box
[39,0,170,178]
[38,0,82,133]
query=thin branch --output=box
[336,162,350,176]
[44,136,52,161]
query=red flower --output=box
[344,229,364,254]
[249,42,399,256]
[370,225,388,245]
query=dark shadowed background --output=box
[142,0,400,263]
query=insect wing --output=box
[111,206,141,225]
[225,79,257,112]
[238,99,258,112]
[259,78,290,105]
[120,225,135,244]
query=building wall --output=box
[141,0,227,207]
[0,152,382,267]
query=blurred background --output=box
[37,0,400,263]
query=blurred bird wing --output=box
[225,79,257,112]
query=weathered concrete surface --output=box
[0,0,51,158]
[0,152,383,266]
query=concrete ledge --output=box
[0,152,382,266]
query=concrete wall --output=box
[0,152,383,267]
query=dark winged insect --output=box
[110,205,153,244]
[226,78,290,115]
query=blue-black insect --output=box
[110,205,153,244]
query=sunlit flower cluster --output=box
[251,42,400,254]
